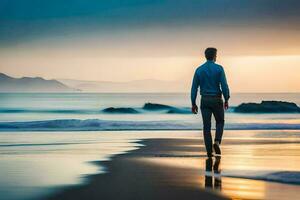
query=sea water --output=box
[0,93,299,130]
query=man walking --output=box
[191,48,230,157]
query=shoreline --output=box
[44,135,300,200]
[45,138,228,200]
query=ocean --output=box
[0,93,300,130]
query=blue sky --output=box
[1,0,300,45]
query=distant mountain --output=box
[58,78,188,93]
[0,73,77,92]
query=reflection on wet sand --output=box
[205,156,222,191]
[221,177,265,199]
[204,156,267,199]
[140,135,300,200]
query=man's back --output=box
[191,60,230,105]
[197,61,224,96]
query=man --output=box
[191,47,230,157]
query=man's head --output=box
[205,47,217,61]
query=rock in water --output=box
[102,107,139,114]
[234,101,300,113]
[167,108,191,114]
[143,103,174,110]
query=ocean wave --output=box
[224,170,300,185]
[0,119,299,131]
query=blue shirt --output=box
[191,60,230,105]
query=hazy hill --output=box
[58,79,188,93]
[0,73,77,92]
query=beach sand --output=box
[45,135,300,200]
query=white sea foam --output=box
[0,119,300,131]
[223,170,300,185]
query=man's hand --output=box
[192,105,198,114]
[224,102,229,110]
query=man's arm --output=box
[191,70,199,106]
[220,67,230,103]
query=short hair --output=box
[205,48,217,60]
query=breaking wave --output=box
[0,119,299,131]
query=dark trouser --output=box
[200,96,224,155]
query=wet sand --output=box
[46,136,300,200]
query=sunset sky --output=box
[0,0,300,92]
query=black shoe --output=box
[213,143,221,155]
